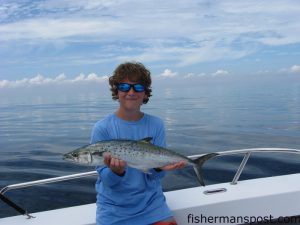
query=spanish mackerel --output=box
[63,137,218,186]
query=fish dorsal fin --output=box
[140,137,153,143]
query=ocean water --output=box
[0,76,300,218]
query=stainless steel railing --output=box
[189,148,300,185]
[0,171,98,219]
[0,171,98,195]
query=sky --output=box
[1,0,300,89]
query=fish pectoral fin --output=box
[140,137,153,143]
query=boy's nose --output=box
[127,87,136,94]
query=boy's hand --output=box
[160,161,186,171]
[103,153,126,176]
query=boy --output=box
[91,62,184,225]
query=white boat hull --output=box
[1,173,300,225]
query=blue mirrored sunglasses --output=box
[117,83,145,92]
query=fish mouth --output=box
[62,153,74,161]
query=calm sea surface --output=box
[1,76,300,218]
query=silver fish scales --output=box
[63,137,218,186]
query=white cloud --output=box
[278,65,300,74]
[1,0,300,78]
[157,69,231,80]
[86,73,105,81]
[37,0,117,11]
[0,2,298,44]
[29,74,46,84]
[0,18,122,41]
[54,74,67,81]
[0,73,108,88]
[160,69,177,78]
[0,80,10,88]
[290,65,300,73]
[212,70,229,77]
[72,74,86,82]
[183,73,206,79]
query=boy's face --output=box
[117,78,147,112]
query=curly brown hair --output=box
[109,62,152,104]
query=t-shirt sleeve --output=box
[152,117,167,148]
[90,121,109,144]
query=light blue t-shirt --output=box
[90,113,173,225]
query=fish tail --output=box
[192,153,218,186]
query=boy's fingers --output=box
[103,153,111,166]
[111,158,126,168]
[111,157,118,167]
[177,161,186,168]
[119,160,126,167]
[161,161,187,171]
[109,158,126,176]
[103,152,111,159]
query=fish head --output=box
[63,147,92,165]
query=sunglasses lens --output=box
[117,83,130,92]
[133,84,145,92]
[117,83,145,92]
